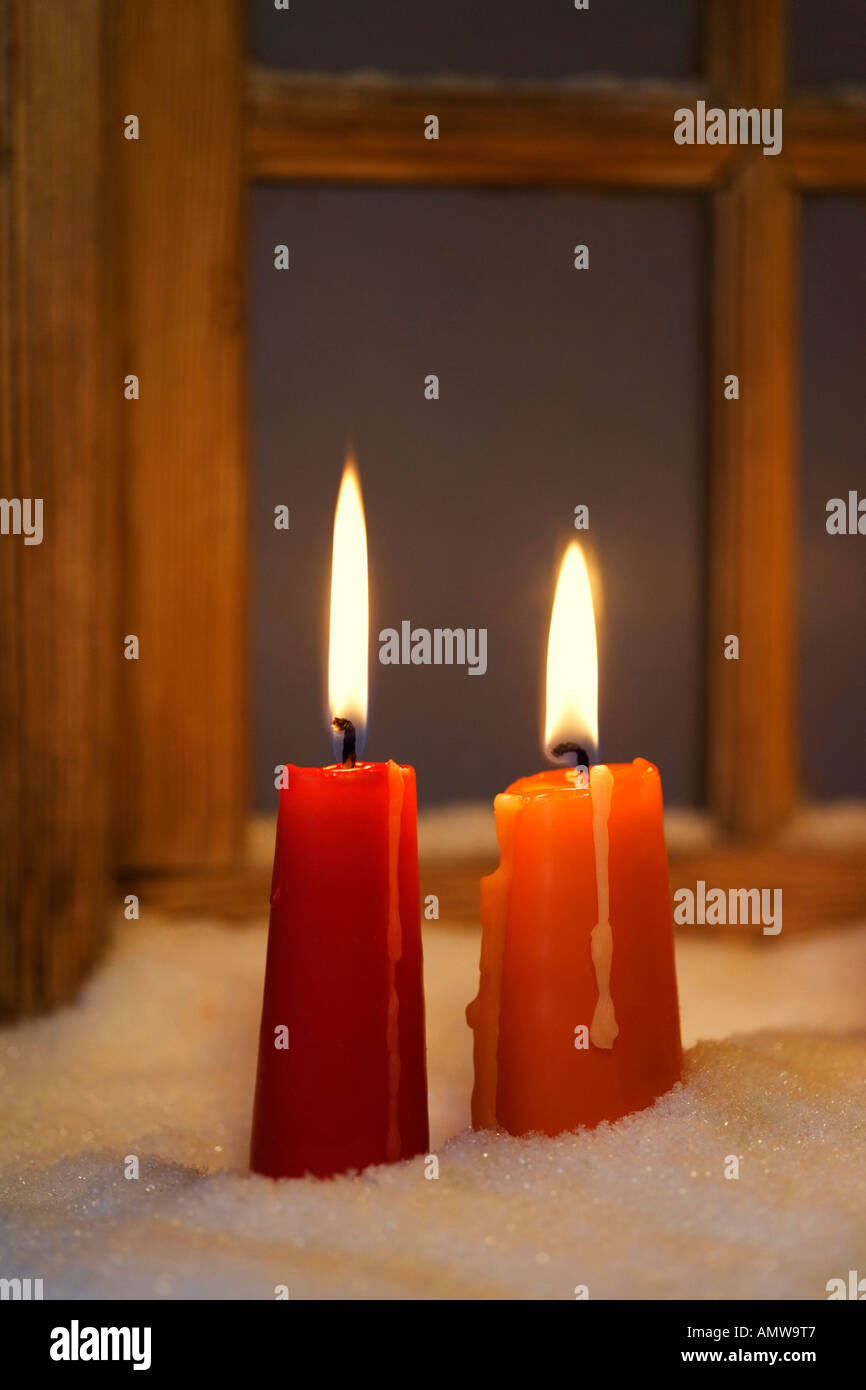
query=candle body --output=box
[250,761,429,1178]
[467,759,681,1136]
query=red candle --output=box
[250,462,429,1179]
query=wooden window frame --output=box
[4,0,865,1011]
[132,0,866,927]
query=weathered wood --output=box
[706,0,799,840]
[245,51,866,197]
[708,160,799,839]
[245,68,732,188]
[419,847,866,935]
[111,0,247,869]
[706,0,787,106]
[668,847,866,934]
[786,99,866,190]
[0,0,117,1015]
[121,845,866,936]
[708,0,866,190]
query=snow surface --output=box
[1,915,864,1300]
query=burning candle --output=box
[467,542,681,1135]
[250,460,429,1179]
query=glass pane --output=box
[249,0,701,81]
[799,197,866,799]
[791,0,866,87]
[250,186,707,810]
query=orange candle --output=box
[467,544,681,1135]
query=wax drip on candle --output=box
[331,717,356,768]
[466,791,521,1130]
[589,764,619,1050]
[384,762,404,1162]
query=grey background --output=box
[247,4,866,813]
[792,0,866,88]
[799,197,866,799]
[249,187,707,810]
[249,0,866,96]
[248,0,701,80]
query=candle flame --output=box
[328,458,368,741]
[544,541,598,758]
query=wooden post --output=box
[0,0,117,1014]
[706,0,799,840]
[110,1,247,869]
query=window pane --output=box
[799,197,866,799]
[791,0,866,87]
[250,186,707,809]
[249,0,702,81]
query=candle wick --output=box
[552,741,590,771]
[332,717,357,768]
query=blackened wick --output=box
[332,717,357,768]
